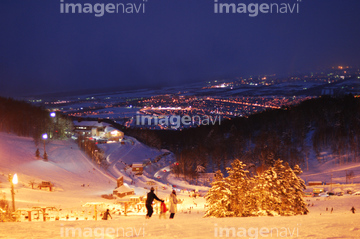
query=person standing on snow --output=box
[146,187,164,219]
[102,209,112,220]
[159,201,167,219]
[350,206,356,214]
[169,189,178,219]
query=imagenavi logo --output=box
[214,0,302,17]
[60,0,148,17]
[135,114,221,129]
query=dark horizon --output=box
[1,0,360,97]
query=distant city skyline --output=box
[1,0,360,97]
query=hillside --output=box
[0,133,360,239]
[124,95,360,180]
[0,132,176,208]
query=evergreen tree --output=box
[283,162,308,215]
[35,148,40,158]
[273,159,308,215]
[205,159,308,218]
[225,159,250,217]
[204,170,231,217]
[251,167,281,216]
[293,164,303,176]
[272,159,292,215]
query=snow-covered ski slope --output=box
[1,133,360,239]
[302,158,360,184]
[0,133,119,208]
[0,132,173,208]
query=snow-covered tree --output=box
[272,159,308,215]
[251,167,281,216]
[283,162,308,215]
[225,159,250,217]
[204,170,231,217]
[293,164,303,176]
[205,159,308,218]
[271,159,291,215]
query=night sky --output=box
[0,0,359,97]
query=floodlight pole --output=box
[42,133,48,159]
[11,180,15,212]
[8,174,17,212]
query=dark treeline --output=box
[123,95,360,178]
[0,97,49,142]
[0,97,72,146]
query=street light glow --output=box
[42,133,48,140]
[50,112,56,117]
[12,173,18,184]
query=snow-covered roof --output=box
[132,163,143,167]
[105,126,121,132]
[73,121,111,127]
[114,185,134,193]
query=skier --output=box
[102,209,112,220]
[350,206,356,214]
[169,189,178,219]
[146,187,164,219]
[331,207,333,214]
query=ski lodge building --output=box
[113,176,135,198]
[73,121,124,142]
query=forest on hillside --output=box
[0,97,73,147]
[2,95,359,181]
[124,95,360,179]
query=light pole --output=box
[8,173,18,212]
[42,133,48,160]
[50,112,56,139]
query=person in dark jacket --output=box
[102,209,112,220]
[146,187,164,219]
[350,206,356,214]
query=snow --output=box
[1,203,360,238]
[73,121,111,127]
[83,107,141,119]
[302,158,360,184]
[113,185,134,193]
[1,133,360,238]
